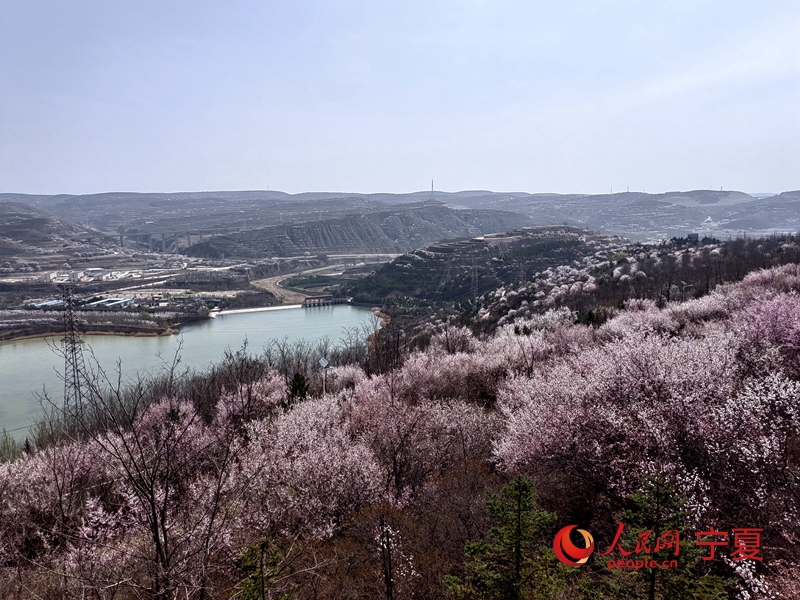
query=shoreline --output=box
[0,327,181,344]
[211,304,302,317]
[0,303,379,344]
[371,306,391,327]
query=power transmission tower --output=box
[60,284,86,416]
[436,259,452,296]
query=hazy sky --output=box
[1,1,798,195]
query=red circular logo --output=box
[553,525,595,566]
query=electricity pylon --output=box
[59,284,86,416]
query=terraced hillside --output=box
[5,188,799,243]
[181,203,530,258]
[1,191,386,235]
[339,226,620,305]
[0,202,90,258]
[448,189,800,239]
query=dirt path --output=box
[251,275,307,304]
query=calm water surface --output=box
[0,305,374,436]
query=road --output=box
[251,254,398,304]
[251,275,307,304]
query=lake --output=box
[0,304,376,438]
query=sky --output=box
[1,0,798,195]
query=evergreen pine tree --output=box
[446,475,564,600]
[584,472,731,600]
[237,539,295,600]
[287,372,309,405]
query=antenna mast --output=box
[60,284,86,416]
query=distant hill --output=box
[339,226,621,305]
[181,203,531,258]
[444,190,800,239]
[2,188,798,242]
[0,202,89,247]
[0,191,388,234]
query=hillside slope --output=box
[447,190,800,239]
[5,188,798,241]
[0,202,90,252]
[182,203,531,258]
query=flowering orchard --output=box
[1,263,799,598]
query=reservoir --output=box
[0,304,376,438]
